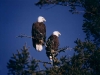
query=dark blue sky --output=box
[0,0,85,75]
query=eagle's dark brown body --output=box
[45,34,59,60]
[32,22,46,50]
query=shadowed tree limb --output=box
[16,34,34,39]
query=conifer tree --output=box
[7,44,38,75]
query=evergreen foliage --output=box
[7,44,38,75]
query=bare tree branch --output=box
[16,34,34,39]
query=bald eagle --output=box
[32,16,46,51]
[45,31,61,61]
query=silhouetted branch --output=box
[58,46,72,53]
[35,0,98,15]
[35,0,82,7]
[34,59,52,65]
[45,4,57,10]
[16,34,34,39]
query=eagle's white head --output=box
[53,31,61,37]
[38,16,46,22]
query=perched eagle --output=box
[32,16,46,51]
[45,31,61,61]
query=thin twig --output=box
[35,59,52,65]
[16,34,34,39]
[45,4,57,10]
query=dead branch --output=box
[16,34,34,39]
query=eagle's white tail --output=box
[36,44,43,51]
[49,56,53,61]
